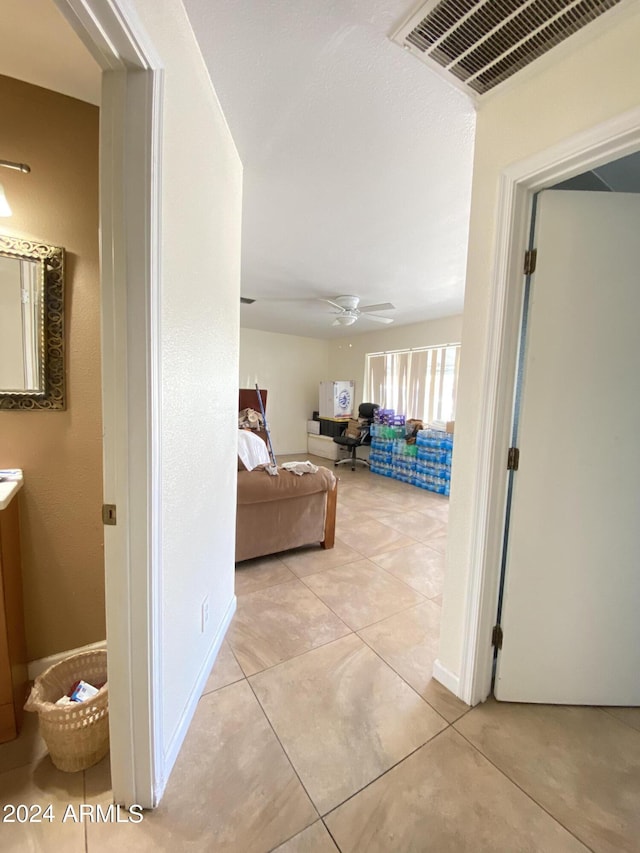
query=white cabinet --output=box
[307,434,341,461]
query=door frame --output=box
[459,105,640,707]
[55,0,164,807]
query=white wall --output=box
[440,9,640,685]
[327,316,463,408]
[132,0,242,759]
[239,320,462,455]
[239,328,329,454]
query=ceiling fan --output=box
[320,295,395,326]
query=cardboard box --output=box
[307,420,320,435]
[345,418,361,438]
[319,381,355,418]
[430,420,455,434]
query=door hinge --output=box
[524,248,537,275]
[492,624,503,649]
[102,504,117,526]
[507,447,520,471]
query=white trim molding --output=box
[158,595,237,798]
[459,106,640,707]
[55,0,163,809]
[433,659,460,698]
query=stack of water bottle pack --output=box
[369,408,453,495]
[369,407,404,478]
[414,427,453,495]
[369,423,408,479]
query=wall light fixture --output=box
[0,159,31,217]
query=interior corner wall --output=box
[326,315,463,410]
[0,74,103,661]
[439,9,640,685]
[130,0,242,758]
[239,328,330,455]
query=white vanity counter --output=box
[0,470,23,511]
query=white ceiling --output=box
[0,0,101,106]
[183,0,476,339]
[2,1,475,341]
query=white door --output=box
[495,190,640,705]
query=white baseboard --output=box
[157,594,237,797]
[433,659,461,697]
[28,639,108,681]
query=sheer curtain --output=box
[365,345,460,422]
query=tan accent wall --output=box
[0,74,103,661]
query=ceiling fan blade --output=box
[364,314,394,324]
[319,298,345,311]
[358,302,395,313]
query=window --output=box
[365,344,461,423]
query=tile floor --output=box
[1,454,640,851]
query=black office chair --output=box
[333,403,379,471]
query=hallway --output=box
[1,458,639,851]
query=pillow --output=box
[238,429,271,472]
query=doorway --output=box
[55,0,163,808]
[494,166,640,704]
[460,107,640,708]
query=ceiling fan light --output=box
[334,295,360,311]
[336,314,357,326]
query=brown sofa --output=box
[236,466,338,562]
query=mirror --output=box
[0,235,65,410]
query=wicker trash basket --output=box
[24,649,109,772]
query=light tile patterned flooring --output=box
[2,454,640,851]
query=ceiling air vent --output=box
[391,0,624,97]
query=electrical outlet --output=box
[201,596,210,633]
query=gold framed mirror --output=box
[0,235,65,410]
